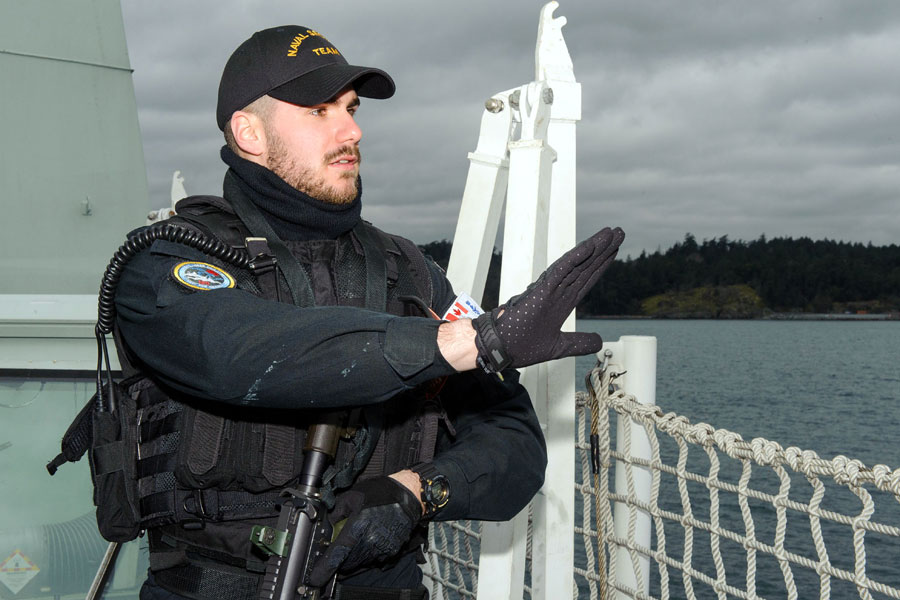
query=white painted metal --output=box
[475,78,555,600]
[479,517,530,600]
[529,4,582,599]
[445,92,515,303]
[170,170,187,206]
[147,170,187,224]
[501,81,554,289]
[606,336,657,599]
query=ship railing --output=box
[422,337,900,599]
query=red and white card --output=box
[442,292,485,321]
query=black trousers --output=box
[140,572,430,600]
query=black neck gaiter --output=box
[220,146,362,241]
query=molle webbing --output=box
[134,395,285,527]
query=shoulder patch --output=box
[173,261,235,291]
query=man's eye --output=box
[310,108,324,116]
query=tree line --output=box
[421,235,900,317]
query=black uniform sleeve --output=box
[423,260,547,521]
[431,368,546,521]
[113,240,456,409]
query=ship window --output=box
[0,373,146,599]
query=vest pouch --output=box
[174,403,235,489]
[174,404,304,492]
[238,414,307,492]
[88,384,142,543]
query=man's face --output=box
[262,87,362,204]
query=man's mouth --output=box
[325,146,361,169]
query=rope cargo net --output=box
[425,519,482,598]
[577,364,900,600]
[422,362,900,599]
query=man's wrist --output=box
[436,319,477,372]
[471,312,511,373]
[389,470,425,516]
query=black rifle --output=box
[251,415,346,600]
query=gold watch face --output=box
[428,476,451,507]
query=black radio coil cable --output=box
[94,223,251,412]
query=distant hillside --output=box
[421,235,900,318]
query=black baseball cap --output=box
[216,26,395,130]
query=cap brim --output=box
[268,64,395,106]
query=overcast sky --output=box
[120,1,900,260]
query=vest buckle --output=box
[246,237,278,275]
[181,489,217,529]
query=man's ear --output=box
[230,111,266,158]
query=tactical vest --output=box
[52,193,449,575]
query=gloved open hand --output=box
[308,476,422,587]
[472,226,625,373]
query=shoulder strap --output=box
[386,231,435,308]
[352,221,390,312]
[222,172,316,307]
[172,196,249,249]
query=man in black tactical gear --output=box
[116,25,624,600]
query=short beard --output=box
[266,132,360,205]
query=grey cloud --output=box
[122,0,900,257]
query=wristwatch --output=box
[411,463,451,519]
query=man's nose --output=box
[336,113,362,145]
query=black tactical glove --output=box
[308,476,422,587]
[472,226,625,373]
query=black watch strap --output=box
[411,463,451,519]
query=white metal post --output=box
[529,4,581,599]
[476,79,555,600]
[605,336,657,599]
[445,93,515,303]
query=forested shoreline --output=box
[420,235,900,318]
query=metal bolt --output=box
[509,90,521,111]
[543,87,554,105]
[263,528,276,544]
[484,97,504,113]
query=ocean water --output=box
[572,319,900,599]
[576,319,900,468]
